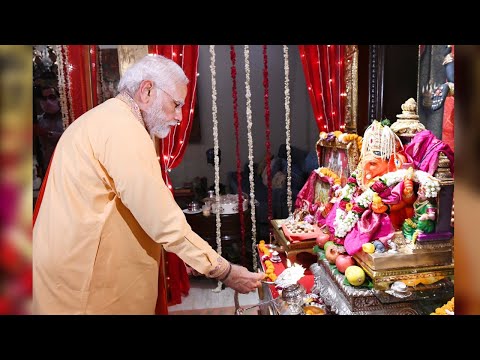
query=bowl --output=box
[209,194,248,214]
[188,201,201,212]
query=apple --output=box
[325,245,340,264]
[323,240,335,251]
[316,232,330,248]
[335,254,355,273]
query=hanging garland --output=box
[283,45,293,214]
[230,45,246,267]
[262,45,273,230]
[244,45,257,271]
[209,45,222,292]
[55,45,74,130]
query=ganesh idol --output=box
[324,120,441,256]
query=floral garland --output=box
[315,167,342,186]
[283,45,293,214]
[56,45,73,130]
[230,45,246,266]
[209,45,222,292]
[319,130,363,150]
[263,45,273,226]
[244,45,257,271]
[333,168,441,238]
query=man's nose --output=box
[175,112,183,124]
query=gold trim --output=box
[355,255,454,290]
[85,46,94,111]
[344,45,358,134]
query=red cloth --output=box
[442,96,454,152]
[58,45,99,126]
[148,45,200,310]
[258,247,315,299]
[298,45,346,132]
[281,223,322,242]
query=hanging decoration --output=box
[283,45,293,214]
[147,46,199,309]
[230,45,246,266]
[262,45,273,231]
[244,45,257,271]
[55,45,99,128]
[56,45,73,130]
[209,45,223,292]
[298,45,346,132]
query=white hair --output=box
[117,54,189,96]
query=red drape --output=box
[58,45,99,125]
[298,45,346,132]
[148,45,200,310]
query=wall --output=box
[170,45,318,189]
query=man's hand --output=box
[221,264,264,294]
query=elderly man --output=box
[33,54,264,314]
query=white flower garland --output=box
[210,45,222,292]
[333,168,441,238]
[244,45,258,271]
[283,45,293,215]
[334,209,359,238]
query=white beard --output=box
[143,97,178,139]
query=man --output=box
[33,54,264,314]
[34,86,64,176]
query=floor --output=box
[168,276,260,315]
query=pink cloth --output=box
[344,210,394,255]
[326,202,394,255]
[295,171,317,208]
[382,182,403,205]
[404,130,454,175]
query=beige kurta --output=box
[33,98,229,315]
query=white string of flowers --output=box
[209,45,223,292]
[283,45,293,214]
[244,45,258,271]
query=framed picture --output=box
[321,147,349,186]
[314,178,331,205]
[316,136,361,187]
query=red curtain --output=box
[58,45,99,125]
[148,45,200,310]
[298,45,346,132]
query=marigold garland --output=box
[431,297,454,315]
[315,167,342,186]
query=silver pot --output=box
[281,283,306,314]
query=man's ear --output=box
[137,80,153,105]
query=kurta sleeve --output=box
[93,114,229,279]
